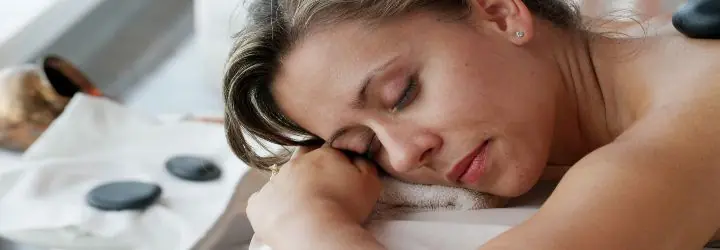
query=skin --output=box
[247,0,720,249]
[274,2,584,198]
[580,0,666,19]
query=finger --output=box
[311,146,353,164]
[352,158,383,198]
[352,157,378,176]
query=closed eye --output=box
[363,74,420,159]
[392,74,419,112]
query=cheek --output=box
[421,47,518,115]
[454,55,554,125]
[426,57,555,151]
[424,67,503,128]
[421,61,491,113]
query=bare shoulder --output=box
[588,15,720,134]
[614,16,720,136]
[634,16,720,92]
[594,16,720,170]
[482,114,720,249]
[479,17,720,250]
[483,56,720,249]
[636,33,720,137]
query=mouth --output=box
[447,140,491,184]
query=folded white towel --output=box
[371,176,506,220]
[245,176,506,250]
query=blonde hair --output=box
[223,0,581,171]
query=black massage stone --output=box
[86,181,162,211]
[706,240,720,248]
[672,0,720,39]
[165,156,221,181]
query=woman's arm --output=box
[479,109,720,250]
[273,205,385,250]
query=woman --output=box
[224,0,720,249]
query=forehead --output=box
[272,20,413,139]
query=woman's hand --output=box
[246,146,384,250]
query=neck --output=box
[536,25,629,166]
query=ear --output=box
[467,0,534,45]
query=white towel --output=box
[244,176,506,250]
[0,94,249,250]
[371,176,506,220]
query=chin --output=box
[498,178,540,198]
[491,161,547,198]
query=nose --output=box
[370,120,443,173]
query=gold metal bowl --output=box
[0,55,103,152]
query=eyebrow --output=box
[328,56,399,146]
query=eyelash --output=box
[393,75,419,112]
[364,74,419,159]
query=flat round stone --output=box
[706,240,720,248]
[672,0,720,39]
[86,181,162,211]
[165,156,221,181]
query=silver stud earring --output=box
[515,31,525,38]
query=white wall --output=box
[194,0,249,94]
[0,0,106,68]
[192,0,689,92]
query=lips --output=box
[447,140,490,184]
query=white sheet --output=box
[243,180,720,250]
[246,209,531,250]
[244,183,553,250]
[0,94,250,250]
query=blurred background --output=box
[0,0,689,115]
[0,0,250,117]
[0,2,248,249]
[0,0,689,249]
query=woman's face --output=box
[272,10,561,197]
